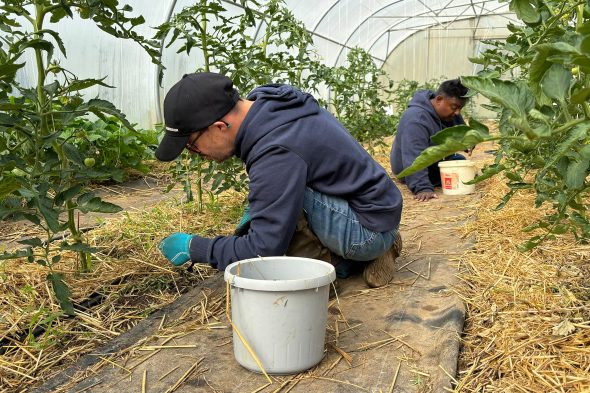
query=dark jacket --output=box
[390,90,464,194]
[190,84,403,270]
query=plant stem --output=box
[33,4,47,173]
[196,158,203,213]
[552,117,586,134]
[576,3,585,32]
[200,0,209,72]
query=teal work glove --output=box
[158,233,192,266]
[234,205,251,236]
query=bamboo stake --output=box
[225,274,272,384]
[142,369,147,393]
[388,361,402,393]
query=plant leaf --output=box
[461,76,535,119]
[55,184,84,206]
[431,125,473,145]
[539,122,590,178]
[509,0,540,24]
[565,157,590,190]
[47,273,75,316]
[464,163,505,184]
[541,63,571,102]
[37,196,61,232]
[468,118,489,134]
[571,87,590,105]
[65,77,113,93]
[17,237,43,248]
[398,128,491,178]
[78,197,122,213]
[60,241,98,253]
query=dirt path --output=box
[33,178,479,393]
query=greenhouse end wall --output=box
[382,15,512,119]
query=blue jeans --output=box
[303,188,398,262]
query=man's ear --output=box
[213,120,231,130]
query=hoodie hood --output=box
[407,90,440,123]
[235,84,319,161]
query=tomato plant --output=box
[62,117,158,181]
[0,0,160,314]
[315,48,395,148]
[399,0,590,249]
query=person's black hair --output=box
[435,79,468,101]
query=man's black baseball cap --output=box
[155,72,240,161]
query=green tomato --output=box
[11,168,26,177]
[84,158,96,167]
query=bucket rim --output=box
[438,160,476,168]
[224,256,336,292]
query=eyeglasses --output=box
[185,121,230,155]
[185,129,207,155]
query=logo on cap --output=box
[166,126,179,132]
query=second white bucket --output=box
[438,160,476,195]
[224,256,336,374]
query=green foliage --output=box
[404,0,590,248]
[62,117,158,182]
[318,48,394,146]
[0,0,160,313]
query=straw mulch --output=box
[455,176,590,392]
[0,189,245,392]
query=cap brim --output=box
[155,132,191,162]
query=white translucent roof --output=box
[11,0,517,128]
[283,0,516,66]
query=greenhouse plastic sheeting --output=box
[12,0,516,129]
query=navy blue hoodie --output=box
[190,84,403,270]
[390,90,464,194]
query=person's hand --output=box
[414,191,438,202]
[234,205,251,236]
[158,233,193,266]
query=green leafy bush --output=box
[0,0,160,313]
[62,117,158,182]
[319,48,395,146]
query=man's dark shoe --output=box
[363,232,402,288]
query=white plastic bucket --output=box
[224,256,336,374]
[438,160,476,195]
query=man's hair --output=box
[435,79,468,101]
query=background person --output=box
[155,72,403,288]
[390,79,469,202]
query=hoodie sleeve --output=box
[189,147,307,270]
[399,119,436,194]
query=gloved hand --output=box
[158,233,193,266]
[234,205,251,236]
